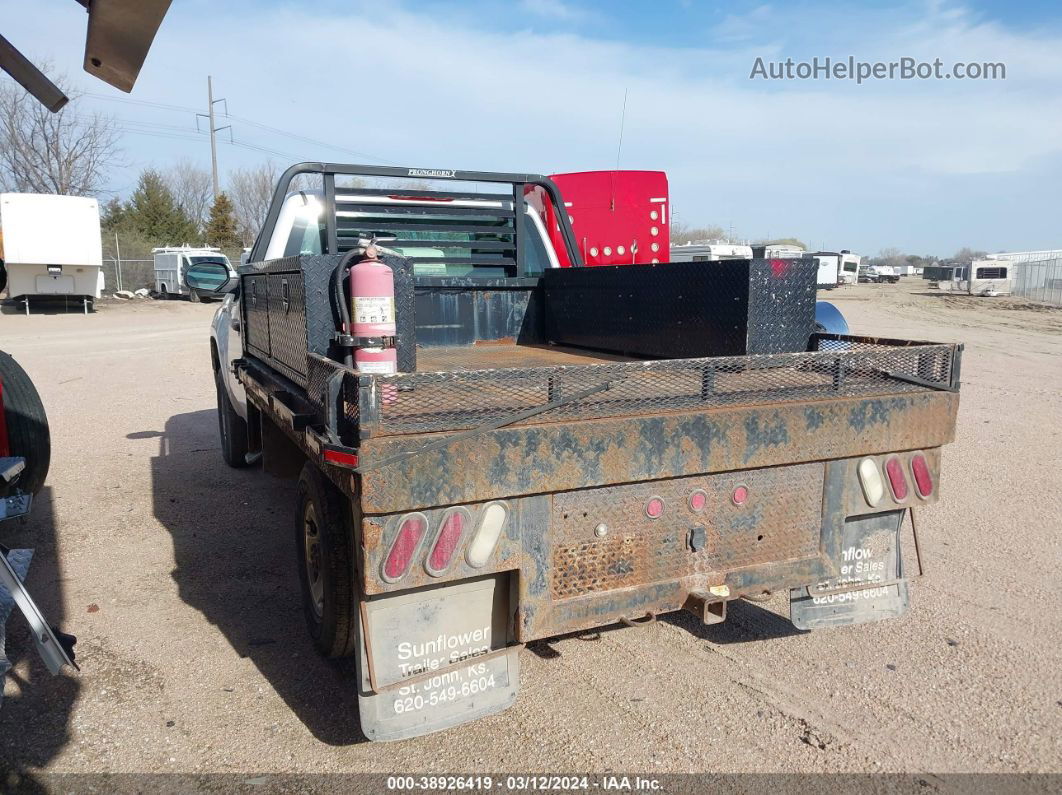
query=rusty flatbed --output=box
[415,343,637,373]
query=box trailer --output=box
[670,241,753,261]
[0,193,103,313]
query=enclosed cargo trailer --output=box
[0,193,102,313]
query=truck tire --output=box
[214,366,249,467]
[295,462,358,658]
[0,350,50,496]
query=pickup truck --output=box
[859,264,900,284]
[200,163,961,741]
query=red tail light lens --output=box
[910,453,934,498]
[731,484,749,506]
[645,497,665,519]
[383,513,427,581]
[884,456,909,501]
[689,489,707,512]
[427,508,467,575]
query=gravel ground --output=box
[0,282,1059,778]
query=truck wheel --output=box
[214,366,249,467]
[295,463,358,658]
[0,350,51,496]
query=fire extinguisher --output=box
[349,244,398,378]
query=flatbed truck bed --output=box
[207,162,962,741]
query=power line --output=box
[81,89,396,164]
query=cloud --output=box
[2,0,1059,253]
[518,0,584,21]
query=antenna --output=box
[615,88,628,170]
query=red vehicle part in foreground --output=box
[543,170,670,267]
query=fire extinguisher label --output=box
[358,360,396,374]
[354,296,395,325]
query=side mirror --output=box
[185,262,235,294]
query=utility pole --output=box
[197,76,230,200]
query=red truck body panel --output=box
[545,170,669,267]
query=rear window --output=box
[335,201,549,278]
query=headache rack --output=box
[280,334,963,446]
[248,162,582,276]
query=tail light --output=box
[884,456,909,502]
[645,497,665,519]
[857,458,885,507]
[731,485,749,506]
[688,489,707,512]
[427,508,468,575]
[467,502,508,568]
[910,453,934,498]
[382,513,427,581]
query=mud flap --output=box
[790,510,909,630]
[355,573,520,742]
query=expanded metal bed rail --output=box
[327,334,961,439]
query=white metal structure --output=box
[985,249,1062,264]
[669,241,753,262]
[154,246,235,300]
[0,193,102,313]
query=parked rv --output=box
[810,251,861,287]
[154,247,236,302]
[922,261,1011,295]
[0,193,103,313]
[670,241,753,261]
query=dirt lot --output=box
[0,282,1059,778]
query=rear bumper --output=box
[361,449,943,642]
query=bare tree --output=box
[228,162,279,246]
[671,220,727,244]
[165,159,213,233]
[0,72,121,196]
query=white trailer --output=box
[0,193,103,313]
[810,251,861,287]
[154,247,235,302]
[963,259,1013,296]
[670,241,753,261]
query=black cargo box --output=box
[541,258,818,358]
[240,253,416,387]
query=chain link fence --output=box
[1012,259,1062,306]
[102,257,155,293]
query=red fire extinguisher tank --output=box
[349,248,398,375]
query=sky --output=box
[2,0,1061,256]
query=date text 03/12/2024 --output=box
[386,775,665,791]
